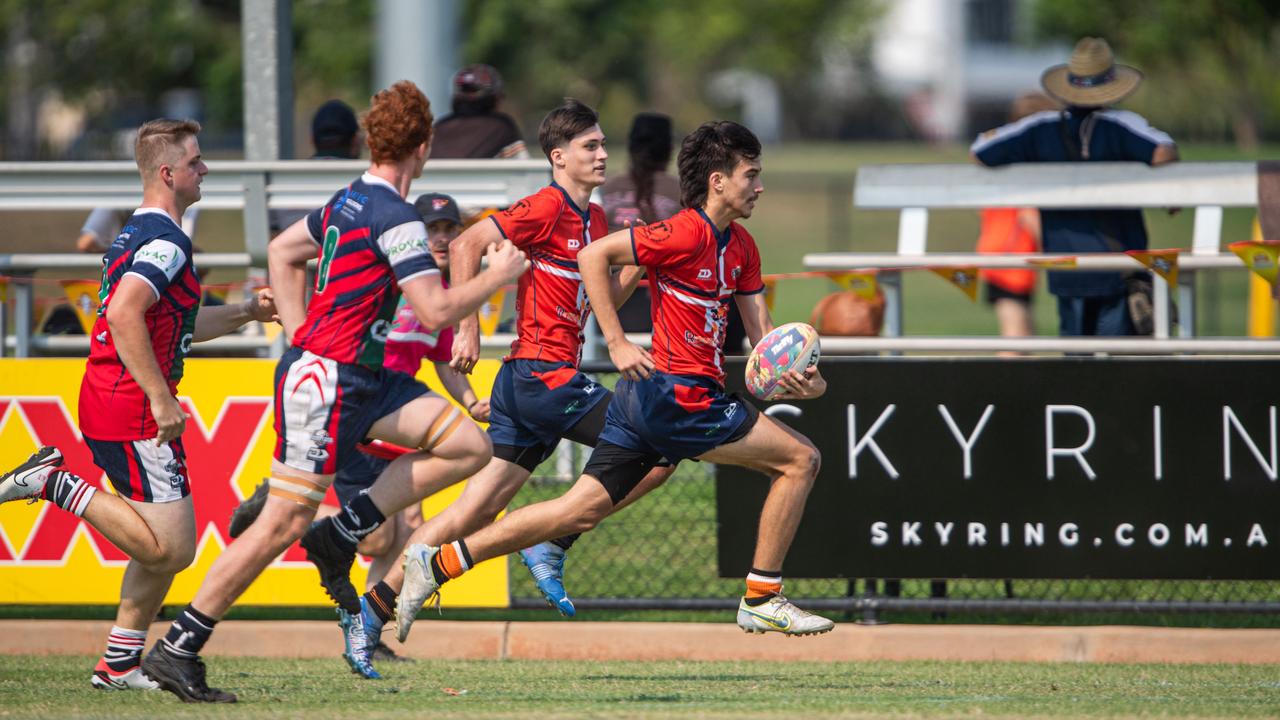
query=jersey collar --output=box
[134,206,182,230]
[696,208,732,251]
[550,180,590,224]
[361,171,399,194]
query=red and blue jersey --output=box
[490,182,607,365]
[79,208,202,441]
[293,173,440,369]
[630,208,764,384]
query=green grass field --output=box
[3,655,1277,718]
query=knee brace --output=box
[268,474,328,509]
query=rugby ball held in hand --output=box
[745,322,821,400]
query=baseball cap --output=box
[452,64,503,102]
[413,193,463,226]
[311,99,359,145]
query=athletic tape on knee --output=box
[268,475,326,509]
[420,407,465,452]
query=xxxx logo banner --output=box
[0,359,506,607]
[928,267,979,302]
[1229,241,1280,285]
[831,271,879,300]
[477,289,507,337]
[60,281,102,335]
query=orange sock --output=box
[745,571,782,600]
[430,541,472,583]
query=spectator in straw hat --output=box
[970,37,1179,337]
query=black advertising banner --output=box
[716,358,1279,580]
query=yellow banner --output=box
[477,289,506,337]
[60,280,101,335]
[1028,256,1078,269]
[0,358,506,608]
[928,267,979,302]
[1128,249,1180,287]
[831,271,878,300]
[1230,240,1280,285]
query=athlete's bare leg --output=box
[77,491,165,565]
[114,496,198,630]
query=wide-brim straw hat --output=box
[1040,37,1143,107]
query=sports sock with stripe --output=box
[42,470,96,517]
[327,491,386,553]
[364,581,397,624]
[429,540,472,585]
[743,568,783,606]
[102,626,148,673]
[160,605,217,658]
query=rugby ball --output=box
[745,323,821,400]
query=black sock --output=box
[364,581,396,624]
[327,491,386,553]
[160,605,217,658]
[551,533,580,551]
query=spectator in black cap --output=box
[269,99,362,235]
[413,192,465,271]
[430,64,529,159]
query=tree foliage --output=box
[1033,0,1280,148]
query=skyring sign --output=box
[717,358,1278,580]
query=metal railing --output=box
[805,161,1270,351]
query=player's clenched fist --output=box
[486,239,530,283]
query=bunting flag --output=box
[60,280,102,334]
[1229,240,1280,285]
[0,279,6,302]
[762,277,778,312]
[1127,248,1180,287]
[1027,256,1078,269]
[477,288,506,336]
[928,266,979,302]
[831,271,878,300]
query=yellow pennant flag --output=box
[1229,240,1280,284]
[1128,249,1180,287]
[1028,256,1078,269]
[0,278,7,302]
[762,277,778,312]
[477,288,506,336]
[61,280,102,334]
[928,266,979,302]
[830,271,878,300]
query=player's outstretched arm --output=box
[447,219,505,374]
[579,232,653,380]
[106,276,189,443]
[192,288,278,342]
[432,361,488,421]
[401,239,527,332]
[267,218,318,344]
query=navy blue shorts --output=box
[487,359,611,464]
[598,371,759,463]
[84,436,191,503]
[273,347,430,475]
[331,450,390,506]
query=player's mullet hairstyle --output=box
[364,80,434,164]
[677,120,761,209]
[134,119,202,178]
[537,98,599,160]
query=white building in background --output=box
[870,0,1067,141]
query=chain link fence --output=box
[503,370,1280,624]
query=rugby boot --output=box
[395,543,441,642]
[300,518,360,613]
[337,603,381,679]
[141,643,237,703]
[227,479,268,539]
[90,658,159,690]
[736,595,835,636]
[519,542,576,617]
[0,446,63,504]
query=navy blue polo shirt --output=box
[971,108,1174,297]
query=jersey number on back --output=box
[316,226,340,293]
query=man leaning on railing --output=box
[970,37,1179,337]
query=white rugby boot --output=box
[0,446,63,504]
[736,595,835,636]
[395,543,441,642]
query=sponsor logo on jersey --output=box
[164,458,185,488]
[504,198,532,219]
[731,266,741,280]
[683,330,715,347]
[563,399,583,415]
[179,333,194,354]
[697,268,713,280]
[584,383,599,395]
[567,238,580,249]
[385,236,429,261]
[645,221,672,243]
[307,429,332,462]
[370,319,391,343]
[724,402,738,418]
[554,305,581,323]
